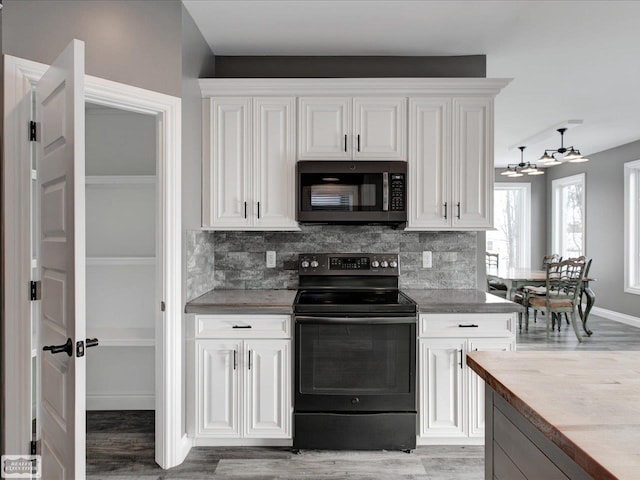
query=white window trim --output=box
[552,173,586,258]
[624,159,640,295]
[490,182,531,268]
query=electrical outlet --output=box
[422,251,433,269]
[266,250,276,268]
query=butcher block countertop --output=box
[185,288,521,315]
[467,351,640,480]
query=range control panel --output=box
[299,253,399,275]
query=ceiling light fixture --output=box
[500,146,544,177]
[538,128,589,165]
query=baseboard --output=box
[416,437,484,446]
[192,438,293,447]
[590,306,640,329]
[179,433,192,465]
[87,393,154,410]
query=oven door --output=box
[295,316,416,412]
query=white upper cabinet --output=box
[203,97,299,230]
[407,96,493,230]
[298,96,407,161]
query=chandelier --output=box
[538,128,589,165]
[500,146,544,177]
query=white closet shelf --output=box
[87,256,156,266]
[85,175,156,185]
[89,327,155,347]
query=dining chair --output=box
[523,258,587,342]
[485,252,507,297]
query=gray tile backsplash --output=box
[187,225,477,295]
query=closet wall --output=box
[85,104,157,410]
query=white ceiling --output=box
[183,0,640,167]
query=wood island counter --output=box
[467,351,640,480]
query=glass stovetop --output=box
[296,289,414,306]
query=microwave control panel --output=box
[389,173,405,211]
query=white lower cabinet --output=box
[418,314,516,444]
[189,315,292,446]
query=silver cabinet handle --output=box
[456,202,461,219]
[444,202,447,219]
[233,349,237,370]
[248,350,252,370]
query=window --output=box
[625,160,640,294]
[552,173,585,259]
[486,183,531,268]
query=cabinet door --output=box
[419,338,466,438]
[205,97,252,228]
[467,338,514,437]
[353,97,406,160]
[244,339,291,438]
[407,98,451,229]
[196,340,241,437]
[253,97,298,230]
[298,97,351,160]
[452,97,493,229]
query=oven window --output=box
[300,173,382,212]
[298,323,412,394]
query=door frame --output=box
[3,54,188,468]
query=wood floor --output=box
[87,314,640,479]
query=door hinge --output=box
[30,439,41,455]
[29,121,37,142]
[30,280,41,301]
[161,301,166,312]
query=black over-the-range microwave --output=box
[296,161,407,226]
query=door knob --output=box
[43,338,73,357]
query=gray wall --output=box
[181,5,216,303]
[494,169,547,268]
[214,55,486,78]
[544,139,640,318]
[2,0,182,97]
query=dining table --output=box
[486,267,595,336]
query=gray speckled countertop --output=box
[185,289,297,314]
[402,289,523,314]
[185,288,521,315]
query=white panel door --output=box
[407,98,451,229]
[298,97,351,160]
[452,97,493,229]
[354,97,406,160]
[37,39,86,480]
[419,338,465,438]
[211,98,252,227]
[244,339,291,438]
[253,97,298,230]
[467,338,514,438]
[197,340,241,437]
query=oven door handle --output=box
[295,315,416,324]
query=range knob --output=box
[389,260,398,268]
[380,260,389,268]
[371,260,380,268]
[301,260,310,268]
[310,260,319,268]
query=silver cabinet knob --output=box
[389,261,398,268]
[380,261,389,268]
[310,260,319,268]
[301,260,310,268]
[371,260,380,268]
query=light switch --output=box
[266,250,276,268]
[422,251,432,269]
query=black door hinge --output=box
[30,280,41,301]
[29,121,37,142]
[30,439,40,455]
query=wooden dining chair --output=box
[523,258,587,342]
[485,252,507,297]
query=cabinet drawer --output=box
[420,313,514,338]
[196,315,291,339]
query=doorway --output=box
[4,52,185,472]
